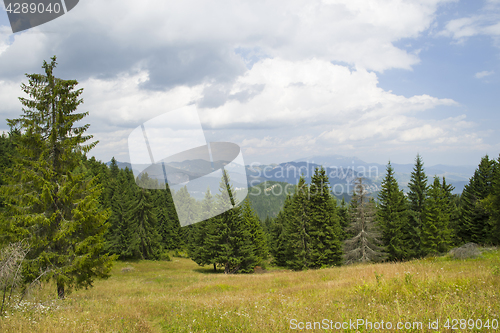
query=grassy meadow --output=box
[1,249,499,332]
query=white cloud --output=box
[199,58,457,129]
[0,0,489,166]
[475,70,494,79]
[438,1,500,42]
[0,0,455,82]
[68,57,479,164]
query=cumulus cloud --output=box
[438,1,500,43]
[475,70,494,78]
[0,0,488,165]
[0,0,454,86]
[199,58,458,129]
[44,57,478,164]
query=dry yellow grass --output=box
[1,250,499,332]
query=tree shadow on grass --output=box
[193,267,226,274]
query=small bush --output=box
[449,243,481,260]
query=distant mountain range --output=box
[107,154,476,196]
[294,155,476,194]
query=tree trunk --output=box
[213,263,216,272]
[57,282,65,300]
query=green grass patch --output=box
[1,248,499,332]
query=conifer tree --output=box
[442,177,460,246]
[241,198,268,265]
[459,155,495,244]
[188,188,217,270]
[262,215,274,251]
[285,177,311,270]
[105,157,120,207]
[270,194,293,267]
[344,178,386,264]
[0,132,17,240]
[191,171,256,273]
[173,186,200,227]
[483,155,500,245]
[214,170,256,273]
[1,56,114,298]
[406,154,428,258]
[422,176,451,255]
[308,167,343,267]
[123,175,162,259]
[153,185,182,251]
[105,168,134,256]
[337,197,350,241]
[377,162,409,261]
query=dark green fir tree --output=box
[285,177,312,270]
[308,167,343,268]
[123,175,162,260]
[270,194,293,267]
[406,154,428,258]
[1,56,114,299]
[215,170,256,273]
[377,162,409,261]
[422,176,451,255]
[241,197,268,265]
[459,155,496,244]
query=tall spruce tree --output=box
[194,170,256,273]
[105,168,134,256]
[422,176,451,255]
[217,170,256,273]
[1,57,114,299]
[0,132,17,242]
[173,186,200,227]
[344,178,386,264]
[188,188,218,270]
[308,167,343,268]
[337,197,350,241]
[406,154,428,258]
[241,198,268,265]
[270,194,293,267]
[285,177,312,270]
[442,177,460,246]
[123,174,162,259]
[377,162,409,261]
[154,185,182,251]
[483,155,500,245]
[459,155,496,244]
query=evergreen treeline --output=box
[75,157,184,260]
[264,154,500,269]
[4,120,500,274]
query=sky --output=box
[0,0,499,167]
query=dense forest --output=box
[1,57,500,302]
